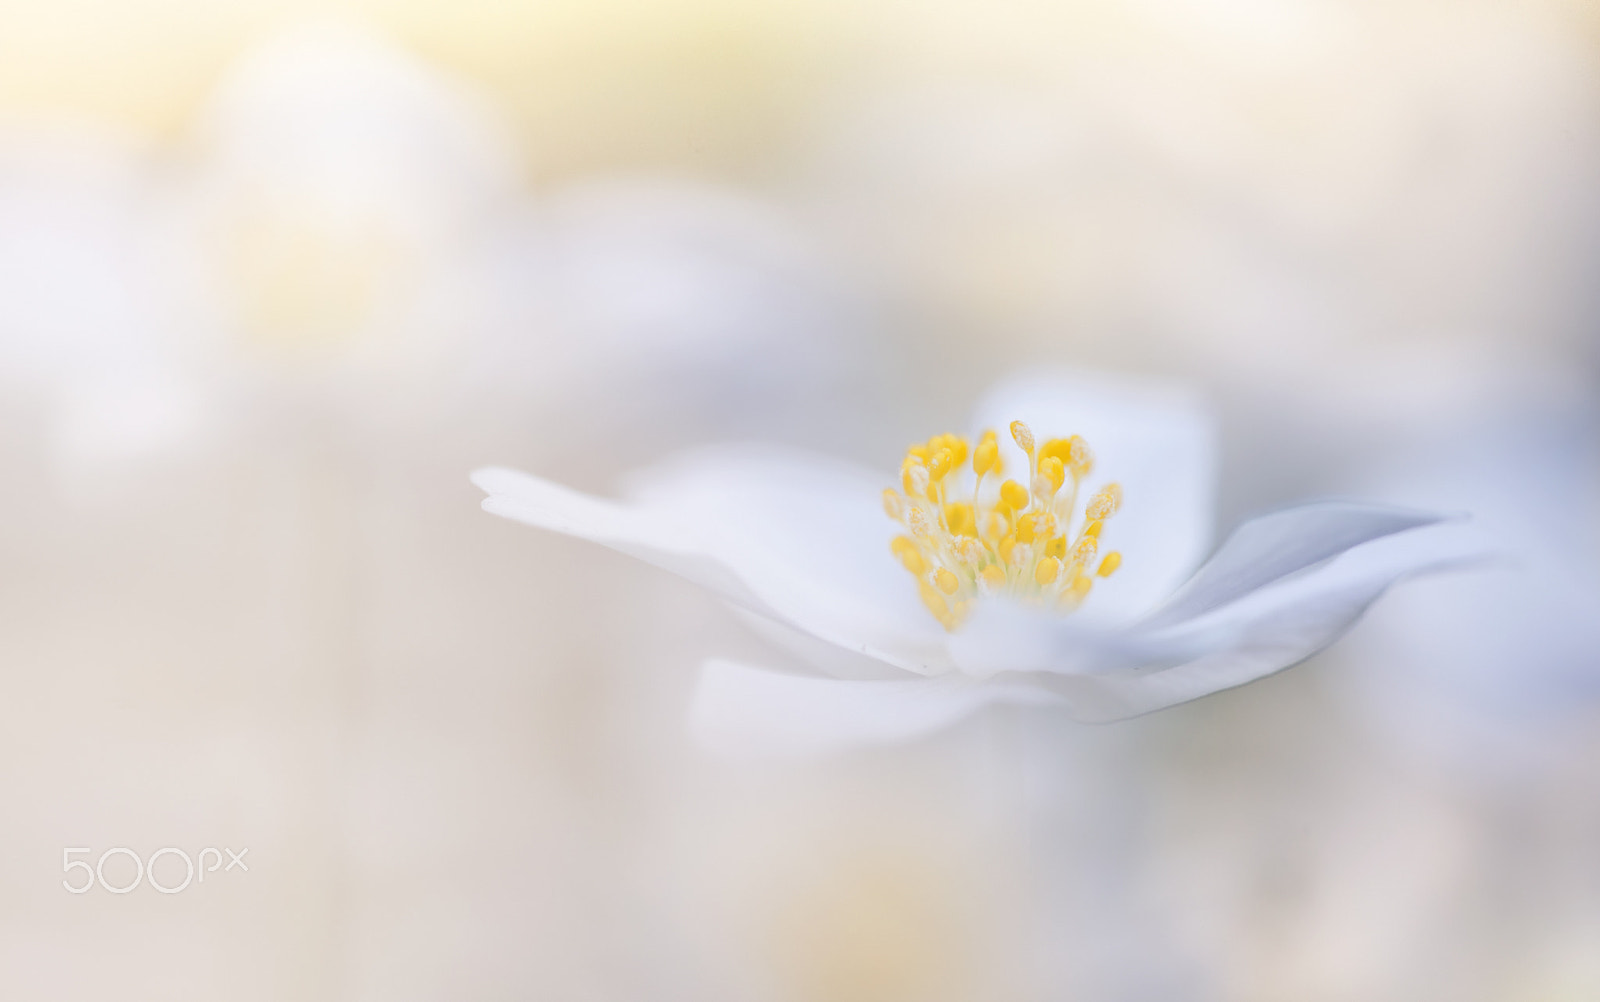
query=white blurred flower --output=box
[157,19,521,380]
[0,127,210,479]
[475,371,1473,754]
[524,177,867,429]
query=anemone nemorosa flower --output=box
[474,372,1474,754]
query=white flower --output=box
[473,371,1476,754]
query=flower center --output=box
[883,420,1123,631]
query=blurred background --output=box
[1,0,1598,999]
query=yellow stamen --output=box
[1068,571,1093,603]
[998,534,1017,565]
[1086,483,1123,520]
[907,506,933,539]
[884,421,1125,628]
[1037,456,1065,496]
[1037,438,1072,466]
[941,435,969,467]
[1034,557,1060,585]
[1072,534,1098,566]
[903,460,929,498]
[1067,436,1093,477]
[944,502,975,536]
[973,439,999,476]
[1010,420,1035,454]
[1039,435,1093,478]
[882,489,904,520]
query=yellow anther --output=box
[890,535,918,557]
[942,435,969,467]
[956,537,985,564]
[973,439,999,476]
[980,564,1006,591]
[1069,571,1093,602]
[1044,535,1066,560]
[1072,534,1098,565]
[944,501,975,536]
[1022,512,1057,542]
[1085,483,1123,520]
[1014,512,1037,543]
[882,489,904,520]
[919,581,950,620]
[1038,456,1065,495]
[1000,480,1029,510]
[907,505,933,538]
[907,445,930,461]
[900,548,928,575]
[1040,435,1093,478]
[929,448,955,481]
[1067,436,1093,477]
[902,459,929,497]
[934,568,960,595]
[1010,420,1035,454]
[1083,519,1103,538]
[1097,552,1122,577]
[1034,556,1060,585]
[998,534,1017,565]
[1037,438,1070,465]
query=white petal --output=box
[689,658,1063,757]
[623,444,954,674]
[730,608,926,682]
[946,602,1200,681]
[473,452,953,677]
[947,505,1484,717]
[472,464,764,606]
[1089,521,1487,719]
[970,369,1216,623]
[1140,501,1447,628]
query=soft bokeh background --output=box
[2,1,1598,999]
